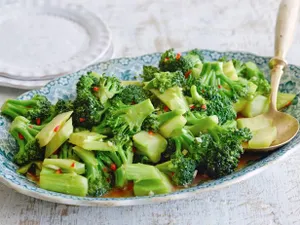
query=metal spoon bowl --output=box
[245,0,300,152]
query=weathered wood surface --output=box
[1,0,300,224]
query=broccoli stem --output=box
[39,170,88,197]
[43,159,85,175]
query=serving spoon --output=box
[244,0,300,151]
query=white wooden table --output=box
[1,0,300,224]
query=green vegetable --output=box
[36,111,73,147]
[141,65,160,81]
[248,126,277,149]
[241,95,269,117]
[73,146,111,196]
[150,86,189,112]
[69,131,116,151]
[10,116,45,165]
[39,168,88,197]
[45,118,73,157]
[1,95,54,124]
[133,131,167,163]
[43,158,85,174]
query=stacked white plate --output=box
[0,0,113,89]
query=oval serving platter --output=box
[0,50,299,207]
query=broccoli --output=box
[141,65,160,81]
[117,163,173,196]
[1,95,54,124]
[97,135,134,187]
[142,109,186,132]
[73,146,111,196]
[113,85,151,105]
[158,49,203,75]
[69,131,117,151]
[156,133,198,186]
[73,90,107,128]
[76,71,100,92]
[39,166,88,197]
[185,80,237,124]
[204,125,252,178]
[235,61,271,96]
[54,99,74,115]
[93,74,123,104]
[104,99,155,136]
[9,116,45,165]
[58,142,80,161]
[144,71,185,93]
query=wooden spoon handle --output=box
[269,0,300,112]
[273,0,300,62]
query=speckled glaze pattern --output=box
[0,50,299,206]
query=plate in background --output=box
[0,0,111,81]
[0,42,114,90]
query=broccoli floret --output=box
[184,49,204,67]
[92,74,123,104]
[158,49,203,75]
[156,135,197,186]
[199,62,251,102]
[186,80,236,124]
[9,116,45,165]
[113,85,151,105]
[73,90,107,128]
[104,99,155,136]
[1,95,54,124]
[76,71,100,92]
[73,146,111,196]
[54,99,74,115]
[144,71,185,93]
[204,125,252,178]
[235,61,271,96]
[142,109,186,132]
[141,65,160,81]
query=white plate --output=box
[0,42,114,90]
[0,0,111,81]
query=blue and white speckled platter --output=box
[0,50,299,206]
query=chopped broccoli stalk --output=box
[54,99,74,115]
[150,86,189,112]
[69,131,116,151]
[159,115,187,138]
[142,109,186,132]
[9,116,45,165]
[45,118,73,158]
[73,146,111,196]
[141,65,160,81]
[43,158,85,174]
[156,137,197,186]
[36,111,73,147]
[144,71,185,93]
[105,99,155,136]
[223,60,238,81]
[39,169,88,197]
[121,80,143,86]
[113,85,151,105]
[122,163,173,196]
[184,49,204,67]
[1,95,54,123]
[93,73,123,104]
[186,115,219,136]
[133,131,167,163]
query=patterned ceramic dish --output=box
[0,50,299,207]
